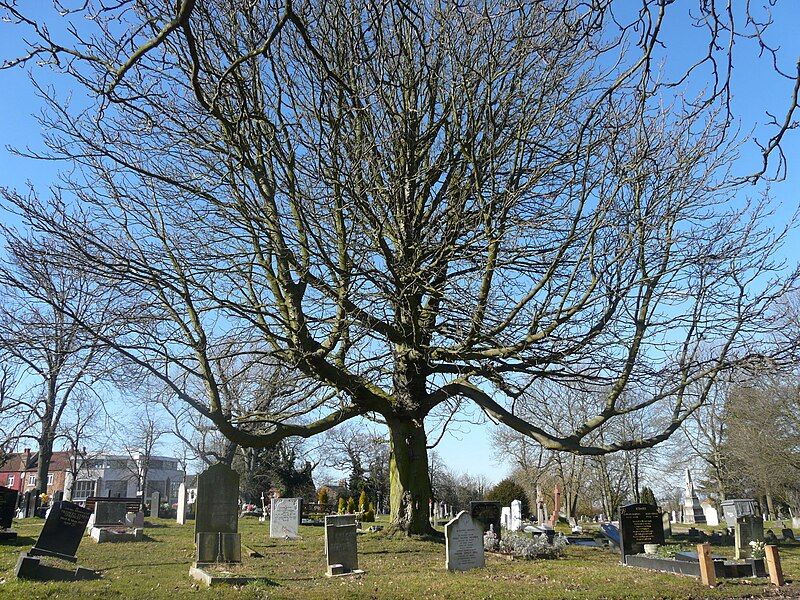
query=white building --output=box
[68,453,184,504]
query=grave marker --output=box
[150,491,160,518]
[619,503,665,562]
[0,486,19,539]
[735,514,764,559]
[510,499,522,531]
[445,511,485,571]
[93,501,127,528]
[194,463,240,565]
[324,514,359,576]
[270,497,301,539]
[177,483,187,525]
[30,501,92,561]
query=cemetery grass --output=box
[1,519,800,599]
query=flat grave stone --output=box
[619,503,664,562]
[270,497,301,539]
[470,501,502,540]
[445,511,485,572]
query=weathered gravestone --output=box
[735,514,764,559]
[270,497,301,539]
[445,511,485,572]
[662,512,672,538]
[510,499,523,532]
[15,501,98,581]
[194,463,241,566]
[721,498,758,528]
[125,510,145,529]
[150,491,160,518]
[176,483,187,525]
[470,501,502,540]
[324,514,359,576]
[0,486,19,539]
[782,527,796,542]
[702,502,720,527]
[52,490,64,503]
[600,522,621,551]
[619,503,665,563]
[501,506,511,530]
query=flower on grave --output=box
[749,539,766,559]
[497,531,568,560]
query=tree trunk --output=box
[36,434,54,496]
[387,416,435,536]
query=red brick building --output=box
[0,449,71,496]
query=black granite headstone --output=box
[469,501,502,540]
[30,501,92,562]
[53,490,64,503]
[619,503,664,560]
[0,486,19,529]
[20,491,31,518]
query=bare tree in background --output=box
[0,238,110,494]
[119,404,168,508]
[59,393,107,500]
[1,1,799,534]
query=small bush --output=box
[362,509,375,522]
[346,496,356,513]
[318,486,329,507]
[368,501,375,513]
[337,497,346,514]
[358,490,368,512]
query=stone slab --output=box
[94,501,127,527]
[14,552,99,581]
[270,498,301,539]
[325,523,358,572]
[196,532,241,564]
[189,566,274,587]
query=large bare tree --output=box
[1,1,798,534]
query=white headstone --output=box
[501,507,511,530]
[270,497,301,538]
[510,499,523,531]
[702,502,719,527]
[177,483,187,525]
[445,511,485,571]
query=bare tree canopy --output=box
[1,0,798,534]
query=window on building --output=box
[104,480,129,498]
[73,480,95,499]
[47,473,54,486]
[28,474,36,486]
[6,475,13,487]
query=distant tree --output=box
[317,486,329,508]
[346,496,356,513]
[337,497,346,515]
[358,490,368,513]
[640,487,658,507]
[487,479,530,518]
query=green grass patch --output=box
[0,515,798,599]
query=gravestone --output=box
[619,503,665,562]
[600,522,621,551]
[177,483,187,525]
[52,490,64,503]
[324,514,358,576]
[765,529,779,544]
[501,506,511,530]
[150,491,160,518]
[194,463,240,565]
[702,502,720,527]
[445,511,485,571]
[270,497,301,539]
[30,501,92,561]
[792,517,800,529]
[662,512,672,538]
[0,486,19,539]
[469,501,502,540]
[735,514,764,559]
[782,527,796,542]
[94,501,127,527]
[125,511,144,528]
[510,499,522,532]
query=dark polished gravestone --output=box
[469,501,502,540]
[15,501,98,581]
[0,486,19,539]
[619,503,665,563]
[193,463,241,566]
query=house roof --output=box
[0,451,72,472]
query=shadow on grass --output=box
[98,559,190,572]
[1,535,37,547]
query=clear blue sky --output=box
[1,3,798,484]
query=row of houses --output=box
[0,449,185,504]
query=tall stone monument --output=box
[681,469,706,525]
[193,463,241,567]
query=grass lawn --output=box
[0,516,798,599]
